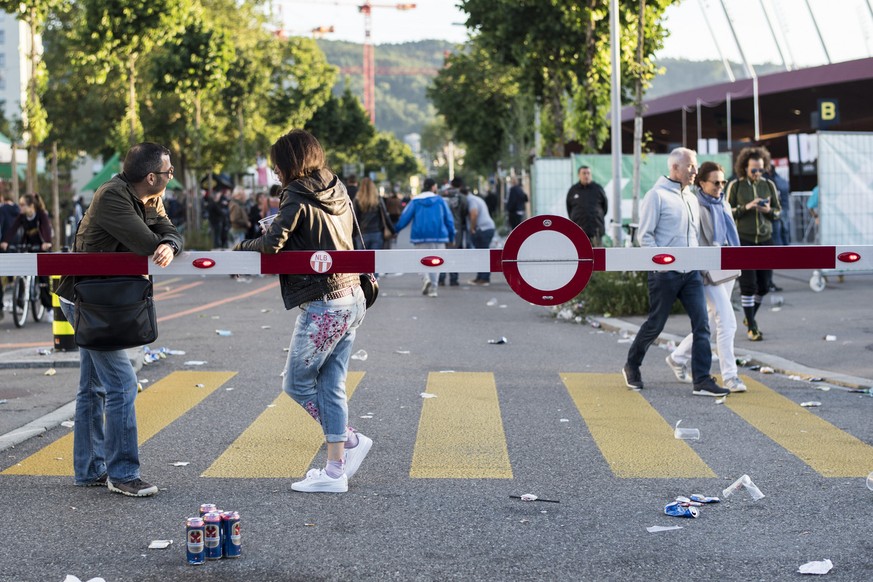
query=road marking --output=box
[725,376,873,477]
[153,280,203,300]
[410,372,513,479]
[202,372,365,478]
[562,373,716,478]
[1,371,234,476]
[157,280,278,323]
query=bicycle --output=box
[3,244,48,328]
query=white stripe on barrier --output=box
[604,246,723,271]
[835,246,873,270]
[147,252,263,276]
[374,249,492,273]
[0,254,38,276]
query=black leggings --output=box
[738,238,773,297]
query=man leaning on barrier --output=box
[55,142,183,497]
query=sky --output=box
[277,0,873,68]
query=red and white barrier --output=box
[1,216,869,305]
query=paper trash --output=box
[797,559,833,575]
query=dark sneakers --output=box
[692,376,730,397]
[107,478,158,497]
[622,363,644,389]
[76,473,108,487]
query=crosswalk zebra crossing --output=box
[3,370,873,480]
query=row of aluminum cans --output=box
[186,504,241,564]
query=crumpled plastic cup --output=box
[674,421,700,440]
[866,471,873,491]
[258,214,277,232]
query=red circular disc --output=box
[501,215,593,305]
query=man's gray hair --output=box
[667,147,696,170]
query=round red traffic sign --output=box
[501,215,594,306]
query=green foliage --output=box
[266,37,337,131]
[358,132,422,182]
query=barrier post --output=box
[50,275,76,352]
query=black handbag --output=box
[73,276,158,351]
[350,201,379,308]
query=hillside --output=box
[316,39,456,140]
[315,39,786,141]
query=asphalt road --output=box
[1,255,872,581]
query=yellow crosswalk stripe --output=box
[2,371,234,476]
[725,376,873,477]
[562,373,716,478]
[202,372,364,478]
[410,372,513,479]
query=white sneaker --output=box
[724,376,748,393]
[422,281,432,295]
[291,469,348,493]
[345,432,373,479]
[665,355,692,384]
[427,288,438,297]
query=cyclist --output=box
[1,193,54,310]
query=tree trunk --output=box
[128,55,138,147]
[631,0,646,235]
[26,12,37,195]
[51,142,60,251]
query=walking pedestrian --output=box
[466,187,495,286]
[438,177,468,287]
[394,178,454,297]
[666,162,748,393]
[506,177,528,230]
[726,147,781,341]
[54,142,183,496]
[234,129,371,493]
[621,147,729,397]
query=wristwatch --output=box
[162,240,180,254]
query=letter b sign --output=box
[818,99,839,127]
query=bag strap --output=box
[348,199,367,249]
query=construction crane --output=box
[359,2,417,123]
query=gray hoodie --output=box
[638,176,700,249]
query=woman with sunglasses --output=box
[667,161,748,393]
[726,147,781,341]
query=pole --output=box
[10,142,19,200]
[718,0,759,140]
[697,0,735,82]
[609,0,623,246]
[51,142,60,251]
[696,98,702,150]
[726,92,732,150]
[759,0,791,71]
[803,0,832,64]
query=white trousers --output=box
[672,279,738,380]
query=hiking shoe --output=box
[422,281,432,295]
[345,431,373,479]
[747,329,763,341]
[622,363,644,389]
[107,478,158,497]
[291,469,348,493]
[692,376,730,397]
[665,355,691,384]
[76,473,108,487]
[724,377,748,393]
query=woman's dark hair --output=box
[694,161,724,188]
[20,193,46,213]
[270,129,325,186]
[123,142,171,183]
[734,146,771,180]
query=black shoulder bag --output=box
[349,200,379,309]
[73,276,158,350]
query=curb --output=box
[0,347,145,372]
[595,316,873,391]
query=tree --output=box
[358,132,422,183]
[151,7,233,182]
[75,0,188,150]
[0,0,63,192]
[266,37,337,131]
[306,86,375,168]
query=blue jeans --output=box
[354,231,384,251]
[626,271,712,383]
[471,228,495,282]
[283,286,366,443]
[60,301,141,484]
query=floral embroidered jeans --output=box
[282,286,366,442]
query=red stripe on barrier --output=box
[260,250,376,275]
[593,248,606,271]
[721,246,836,270]
[37,253,150,276]
[490,249,504,273]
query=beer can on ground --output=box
[222,511,241,558]
[203,512,223,559]
[664,501,700,518]
[199,503,217,517]
[185,517,205,565]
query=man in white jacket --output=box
[621,148,729,397]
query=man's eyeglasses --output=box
[153,167,174,177]
[707,180,727,187]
